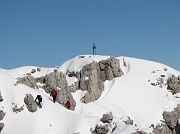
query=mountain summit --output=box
[0,55,180,134]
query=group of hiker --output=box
[34,89,71,109]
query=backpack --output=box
[65,101,71,108]
[37,95,42,102]
[52,91,57,97]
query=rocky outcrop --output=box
[167,75,180,94]
[93,112,117,134]
[98,56,123,82]
[35,71,76,110]
[153,123,174,134]
[78,60,102,103]
[24,94,37,112]
[56,89,76,110]
[0,110,5,120]
[153,104,180,134]
[75,56,123,103]
[94,124,109,134]
[37,70,68,93]
[17,75,38,89]
[17,56,123,107]
[101,112,113,124]
[124,116,133,125]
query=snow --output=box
[0,55,180,134]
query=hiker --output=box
[50,90,57,103]
[35,95,42,108]
[65,101,71,109]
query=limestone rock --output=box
[153,123,174,134]
[94,124,109,134]
[101,112,113,124]
[0,123,4,132]
[167,75,180,93]
[56,89,76,110]
[37,67,41,72]
[44,71,68,93]
[24,94,37,112]
[153,104,180,134]
[17,75,38,89]
[78,56,123,103]
[124,116,133,125]
[0,110,5,120]
[98,56,123,82]
[67,81,79,93]
[163,111,178,129]
[36,76,45,84]
[31,68,36,73]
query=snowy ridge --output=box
[0,55,180,134]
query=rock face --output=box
[153,124,174,134]
[76,56,124,103]
[79,61,103,103]
[43,71,68,93]
[98,57,123,82]
[36,71,76,110]
[17,75,38,89]
[24,94,37,112]
[163,104,180,133]
[56,89,76,110]
[167,75,180,94]
[153,104,180,134]
[153,75,180,134]
[17,56,123,108]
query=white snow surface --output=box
[0,55,180,134]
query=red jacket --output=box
[65,101,71,109]
[51,90,57,97]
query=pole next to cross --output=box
[93,43,96,56]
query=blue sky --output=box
[0,0,180,70]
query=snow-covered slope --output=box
[0,55,179,134]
